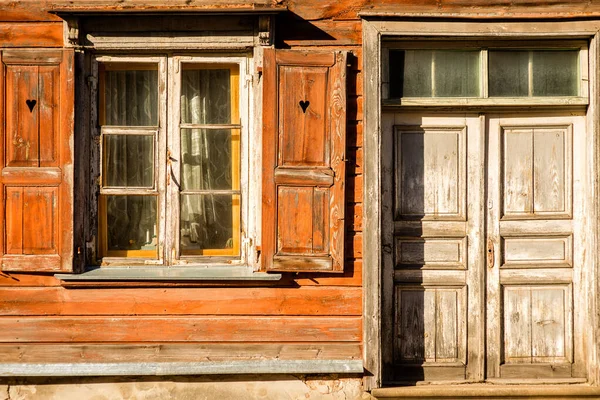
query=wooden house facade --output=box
[2,1,600,398]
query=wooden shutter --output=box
[262,49,347,273]
[0,49,74,272]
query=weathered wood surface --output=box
[0,23,62,46]
[0,287,361,316]
[0,316,362,342]
[0,343,362,363]
[262,49,347,273]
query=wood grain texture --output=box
[0,343,362,363]
[263,49,346,273]
[0,23,62,47]
[0,316,362,343]
[0,287,362,316]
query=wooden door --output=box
[486,114,586,379]
[385,114,485,383]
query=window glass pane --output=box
[105,195,157,252]
[181,66,235,124]
[532,51,579,96]
[180,128,239,191]
[390,50,432,97]
[488,51,529,97]
[433,51,480,97]
[180,194,239,255]
[390,50,479,97]
[102,67,158,126]
[103,134,154,188]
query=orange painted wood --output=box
[347,174,363,203]
[348,71,363,97]
[280,20,362,46]
[0,287,362,316]
[0,23,63,47]
[5,65,38,167]
[292,260,362,287]
[347,122,363,148]
[39,65,60,167]
[0,49,74,272]
[0,272,62,287]
[347,202,363,232]
[280,66,328,166]
[263,49,347,273]
[5,187,23,255]
[0,343,362,363]
[0,316,362,343]
[348,95,363,122]
[22,188,57,254]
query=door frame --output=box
[361,17,600,390]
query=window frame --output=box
[91,53,255,268]
[381,39,589,107]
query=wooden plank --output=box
[0,286,362,316]
[5,187,23,255]
[0,316,362,343]
[0,273,61,287]
[504,287,532,363]
[0,23,63,47]
[38,65,60,167]
[500,363,572,379]
[279,19,362,46]
[0,343,362,363]
[274,168,334,186]
[534,128,567,213]
[292,260,362,286]
[503,128,534,215]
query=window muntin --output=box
[387,44,585,101]
[96,56,246,264]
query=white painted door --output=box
[386,112,587,383]
[486,114,587,379]
[385,113,485,382]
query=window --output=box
[384,41,588,105]
[94,55,249,266]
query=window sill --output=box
[55,266,281,282]
[0,359,363,377]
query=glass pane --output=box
[181,67,234,124]
[489,51,529,97]
[433,50,480,97]
[180,194,239,254]
[391,50,433,97]
[390,50,479,97]
[105,195,157,252]
[103,67,158,126]
[532,51,579,96]
[103,135,154,187]
[180,128,239,191]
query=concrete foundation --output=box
[0,375,366,400]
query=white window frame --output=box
[381,39,589,107]
[91,53,258,269]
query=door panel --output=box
[388,114,484,383]
[386,113,586,384]
[487,115,584,379]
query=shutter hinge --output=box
[245,75,253,88]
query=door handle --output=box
[487,239,495,269]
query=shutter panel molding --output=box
[262,49,347,273]
[0,49,74,272]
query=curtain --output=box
[104,69,158,251]
[180,68,233,251]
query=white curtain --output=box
[179,68,233,251]
[104,69,158,251]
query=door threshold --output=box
[372,383,599,399]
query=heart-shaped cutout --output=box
[299,100,310,113]
[26,99,36,112]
